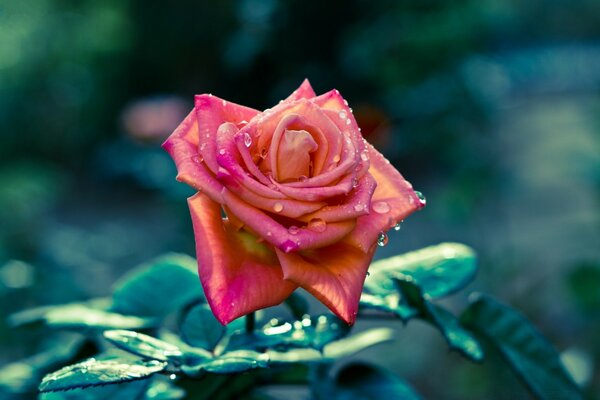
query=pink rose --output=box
[163,80,424,325]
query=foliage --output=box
[1,244,582,399]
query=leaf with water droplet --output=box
[365,243,477,299]
[180,304,225,351]
[103,330,183,362]
[181,350,268,376]
[461,294,582,399]
[359,293,418,322]
[39,358,167,392]
[225,314,350,352]
[112,254,204,317]
[395,279,484,363]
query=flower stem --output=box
[245,312,255,334]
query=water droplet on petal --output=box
[351,177,359,188]
[394,221,403,231]
[308,218,326,233]
[415,191,427,206]
[339,110,347,119]
[298,175,308,182]
[222,100,227,107]
[372,201,391,214]
[273,202,283,213]
[377,232,389,247]
[288,226,300,235]
[192,154,203,163]
[333,154,341,163]
[346,118,351,125]
[343,99,349,106]
[218,149,226,155]
[243,132,252,147]
[238,120,248,126]
[360,150,370,162]
[354,204,364,212]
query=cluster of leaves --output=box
[0,244,582,399]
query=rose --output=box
[163,80,424,325]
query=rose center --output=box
[275,129,318,182]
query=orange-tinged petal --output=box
[346,143,424,252]
[276,241,376,324]
[188,193,296,325]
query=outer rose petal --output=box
[346,143,424,252]
[276,241,376,324]
[162,110,224,202]
[188,193,296,325]
[284,79,317,102]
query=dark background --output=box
[0,1,599,398]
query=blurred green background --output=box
[1,0,599,398]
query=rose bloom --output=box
[163,80,424,325]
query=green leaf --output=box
[103,330,183,362]
[461,294,582,400]
[396,279,483,362]
[334,363,421,400]
[40,380,150,400]
[180,304,225,350]
[284,292,310,319]
[366,243,477,299]
[112,253,203,317]
[323,328,395,359]
[39,358,167,392]
[226,315,350,352]
[359,293,418,321]
[46,305,155,330]
[181,350,268,376]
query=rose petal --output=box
[299,172,376,223]
[276,241,376,324]
[284,79,317,102]
[222,189,356,252]
[346,143,424,252]
[162,110,224,202]
[195,95,260,175]
[188,193,297,325]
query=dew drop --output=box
[360,150,370,162]
[333,154,341,163]
[222,100,227,107]
[192,154,203,164]
[298,175,308,182]
[308,218,326,233]
[345,118,351,125]
[238,120,248,126]
[169,374,177,380]
[218,149,226,155]
[288,226,300,235]
[339,110,347,119]
[394,221,403,231]
[372,201,391,214]
[351,177,359,188]
[354,203,364,212]
[415,191,427,206]
[343,99,349,106]
[243,132,252,147]
[377,232,389,247]
[273,202,283,213]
